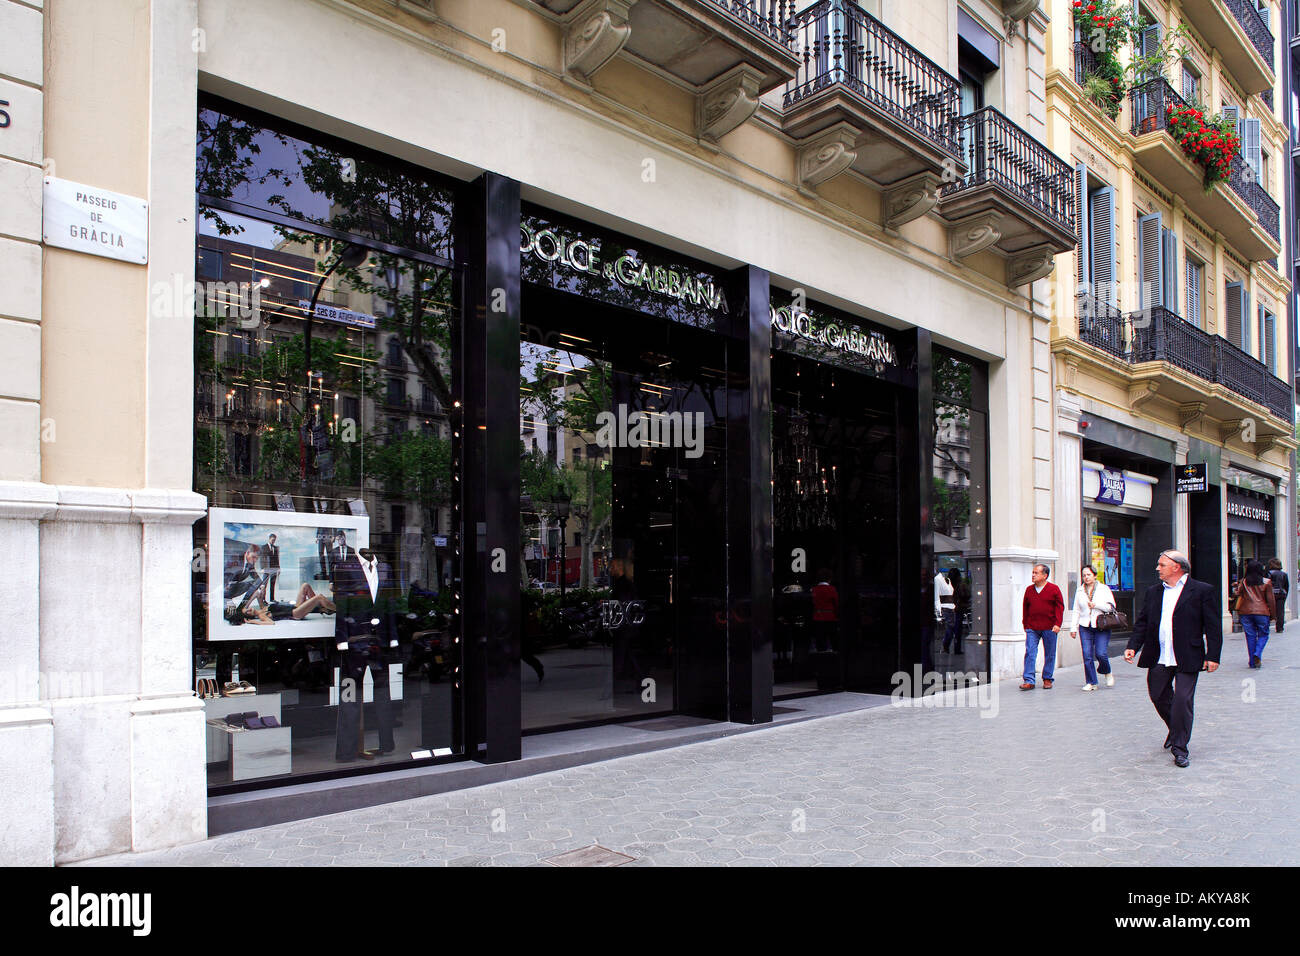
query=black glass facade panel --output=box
[518,285,729,730]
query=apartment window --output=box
[1074,165,1118,307]
[1261,148,1271,194]
[573,446,583,463]
[1259,307,1277,370]
[1138,212,1178,313]
[1185,257,1204,327]
[1224,281,1250,351]
[387,378,405,405]
[1181,62,1200,103]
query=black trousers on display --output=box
[336,644,395,759]
[1146,664,1199,758]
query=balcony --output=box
[938,106,1077,286]
[1129,79,1281,261]
[781,0,962,216]
[1179,0,1274,93]
[1072,302,1294,433]
[535,0,801,140]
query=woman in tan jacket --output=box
[1234,560,1275,669]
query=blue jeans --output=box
[1078,626,1112,685]
[1241,614,1271,662]
[1023,628,1058,684]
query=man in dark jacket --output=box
[1021,563,1065,690]
[1267,557,1289,634]
[1125,549,1221,768]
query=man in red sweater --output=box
[1021,563,1065,690]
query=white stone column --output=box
[0,481,58,866]
[41,486,207,862]
[1174,437,1190,555]
[1053,393,1083,668]
[131,489,207,852]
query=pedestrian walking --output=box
[1020,563,1064,690]
[1071,563,1116,691]
[1124,549,1221,769]
[1234,559,1275,669]
[1266,557,1289,634]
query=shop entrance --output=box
[518,285,728,731]
[771,350,901,696]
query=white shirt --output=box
[1157,573,1187,667]
[359,555,379,602]
[1072,581,1116,629]
[934,572,953,618]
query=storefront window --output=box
[193,100,462,788]
[932,349,990,678]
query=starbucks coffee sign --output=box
[770,305,898,365]
[520,220,728,312]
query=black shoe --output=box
[1173,754,1189,768]
[1163,734,1172,750]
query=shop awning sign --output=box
[1096,468,1126,505]
[1175,463,1207,493]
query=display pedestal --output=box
[206,723,293,781]
[204,693,283,763]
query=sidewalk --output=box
[83,622,1300,866]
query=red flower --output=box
[1087,3,1096,10]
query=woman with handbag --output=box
[1234,560,1275,668]
[1072,564,1117,691]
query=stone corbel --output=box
[797,124,858,189]
[883,172,942,230]
[1128,381,1160,412]
[949,212,1002,259]
[1178,402,1208,432]
[1252,433,1281,458]
[1219,419,1246,444]
[697,65,763,142]
[564,0,635,83]
[1007,244,1056,287]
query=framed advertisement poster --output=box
[207,507,369,642]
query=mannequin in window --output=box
[333,544,398,761]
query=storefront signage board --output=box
[1096,468,1126,505]
[42,176,148,264]
[1175,463,1207,493]
[1226,497,1271,523]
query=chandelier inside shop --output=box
[774,409,837,532]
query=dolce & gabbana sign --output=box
[520,219,728,313]
[770,305,898,366]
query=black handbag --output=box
[1095,609,1128,631]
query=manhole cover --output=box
[545,844,635,867]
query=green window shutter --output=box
[1138,212,1163,308]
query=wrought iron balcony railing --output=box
[709,0,797,48]
[784,0,961,157]
[1129,78,1280,242]
[1072,40,1100,87]
[1098,305,1297,422]
[1225,150,1281,238]
[1225,0,1275,70]
[1077,294,1127,361]
[1129,306,1218,382]
[942,106,1075,234]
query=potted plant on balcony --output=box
[1165,105,1240,192]
[1072,1,1128,119]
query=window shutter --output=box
[1090,186,1117,306]
[1224,281,1243,346]
[1185,260,1200,326]
[1222,104,1239,128]
[1265,312,1276,372]
[1161,228,1178,314]
[1139,23,1162,81]
[1181,67,1196,102]
[1241,288,1252,351]
[1138,212,1163,308]
[1075,164,1091,294]
[1241,118,1262,183]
